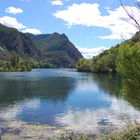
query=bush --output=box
[102,123,140,140]
[76,58,91,72]
[116,44,140,86]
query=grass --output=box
[102,123,140,140]
[0,122,140,140]
[61,123,140,140]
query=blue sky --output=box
[0,0,139,58]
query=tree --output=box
[20,64,27,71]
[120,80,140,109]
[116,44,140,85]
[120,0,140,30]
[10,53,20,68]
[76,58,91,72]
[91,46,118,73]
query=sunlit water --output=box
[0,69,140,131]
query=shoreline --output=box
[0,120,120,140]
[0,120,140,140]
[0,121,65,140]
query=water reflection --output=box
[0,71,76,105]
[55,100,140,130]
[120,80,140,110]
[0,69,140,131]
[55,73,140,129]
[93,74,121,97]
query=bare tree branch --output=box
[119,0,140,30]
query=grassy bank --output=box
[62,123,140,140]
[0,121,140,140]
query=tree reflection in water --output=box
[120,80,140,110]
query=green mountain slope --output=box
[91,31,140,73]
[77,31,140,73]
[0,23,82,68]
[0,24,41,60]
[91,44,119,73]
[27,33,82,67]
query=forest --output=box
[76,32,140,87]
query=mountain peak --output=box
[0,23,41,60]
[27,32,82,67]
[0,23,82,67]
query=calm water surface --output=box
[0,69,140,130]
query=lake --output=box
[0,69,140,132]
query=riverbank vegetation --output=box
[0,53,31,72]
[62,123,140,140]
[76,32,140,86]
[0,23,82,71]
[116,44,140,87]
[0,121,139,140]
[76,44,119,73]
[0,53,54,72]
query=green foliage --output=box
[76,46,118,73]
[10,53,20,68]
[102,124,140,140]
[46,51,75,68]
[126,31,140,45]
[76,31,140,78]
[0,23,82,68]
[76,58,91,72]
[0,60,6,67]
[20,62,32,71]
[116,44,140,85]
[20,64,27,71]
[60,124,140,140]
[91,46,118,73]
[28,33,82,68]
[0,23,41,60]
[61,132,92,140]
[0,55,32,72]
[120,80,140,109]
[0,53,56,72]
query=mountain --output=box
[0,23,82,67]
[0,24,42,61]
[27,33,82,67]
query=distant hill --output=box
[27,33,82,67]
[0,24,41,60]
[0,23,82,67]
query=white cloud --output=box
[0,98,40,121]
[0,16,26,29]
[54,3,100,27]
[55,97,140,131]
[0,16,41,34]
[52,0,63,5]
[5,6,23,15]
[54,3,139,40]
[22,28,42,34]
[78,47,110,59]
[24,98,41,109]
[0,105,21,121]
